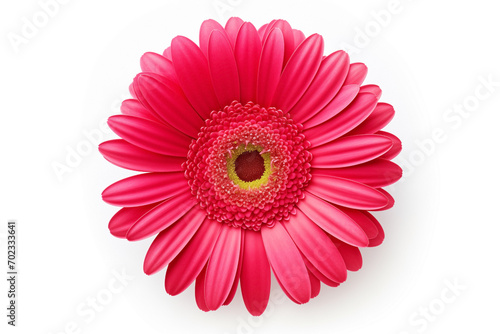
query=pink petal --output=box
[165,218,222,295]
[307,175,389,210]
[137,74,203,138]
[162,46,172,60]
[102,172,188,207]
[298,193,369,247]
[223,232,244,306]
[285,210,347,283]
[359,84,382,100]
[241,230,271,316]
[349,102,395,135]
[126,191,196,241]
[108,203,158,238]
[131,73,178,114]
[309,271,321,298]
[129,83,138,99]
[204,224,242,310]
[292,29,305,49]
[195,265,209,312]
[261,224,311,304]
[364,212,385,247]
[272,34,324,112]
[199,19,228,57]
[377,131,402,160]
[121,99,161,123]
[372,188,395,211]
[171,36,220,119]
[208,29,240,106]
[290,51,350,123]
[224,17,244,48]
[256,28,284,107]
[302,84,360,128]
[257,23,268,41]
[304,93,378,147]
[337,207,379,239]
[99,139,185,173]
[143,206,206,275]
[311,159,402,188]
[140,52,177,79]
[263,20,295,67]
[107,115,191,157]
[344,62,368,85]
[310,134,393,168]
[302,255,339,287]
[274,273,300,304]
[331,238,363,271]
[234,22,261,104]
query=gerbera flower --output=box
[99,17,402,316]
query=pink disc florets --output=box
[184,101,312,231]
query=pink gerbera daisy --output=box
[100,17,402,316]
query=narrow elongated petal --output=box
[364,212,385,247]
[349,102,395,135]
[331,239,363,271]
[310,134,393,168]
[140,52,177,79]
[162,46,172,60]
[309,272,321,298]
[225,17,244,47]
[302,255,339,287]
[304,93,378,147]
[235,22,261,104]
[223,233,245,306]
[120,99,160,123]
[205,225,242,310]
[285,210,347,283]
[344,63,368,85]
[132,73,177,111]
[272,34,324,112]
[241,230,271,316]
[359,84,382,100]
[307,175,389,210]
[292,29,305,49]
[108,203,158,238]
[102,172,187,207]
[165,218,222,295]
[377,131,402,160]
[195,265,209,312]
[143,206,206,275]
[199,19,228,57]
[171,36,220,119]
[126,192,196,241]
[373,188,395,211]
[337,207,379,239]
[290,51,350,123]
[257,23,269,41]
[262,20,295,65]
[298,193,369,247]
[302,84,359,128]
[137,75,203,138]
[208,30,240,106]
[261,224,311,304]
[257,28,284,107]
[312,159,402,188]
[107,115,191,157]
[99,139,184,172]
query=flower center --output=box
[184,101,312,231]
[226,144,272,190]
[235,150,264,182]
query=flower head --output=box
[100,17,402,316]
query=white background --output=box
[1,0,499,333]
